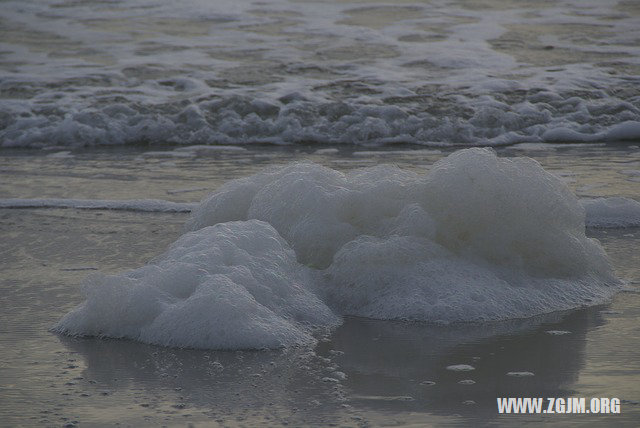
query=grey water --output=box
[1,145,639,426]
[1,0,640,426]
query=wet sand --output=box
[1,145,639,426]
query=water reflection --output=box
[58,335,349,425]
[58,305,605,424]
[318,306,604,422]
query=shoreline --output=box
[1,145,639,425]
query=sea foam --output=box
[2,0,639,149]
[55,220,339,349]
[582,197,640,228]
[56,148,621,349]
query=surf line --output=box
[0,198,198,213]
[2,197,639,229]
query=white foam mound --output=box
[57,148,621,349]
[582,197,640,228]
[55,220,340,349]
[188,148,619,322]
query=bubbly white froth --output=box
[582,197,640,228]
[56,220,339,349]
[56,149,621,349]
[1,0,639,147]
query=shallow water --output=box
[1,145,639,426]
[1,0,639,147]
[2,0,640,424]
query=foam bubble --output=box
[191,149,619,322]
[54,220,340,349]
[506,372,535,377]
[546,330,571,336]
[2,0,639,149]
[3,97,638,148]
[582,197,640,228]
[447,365,475,372]
[57,149,622,349]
